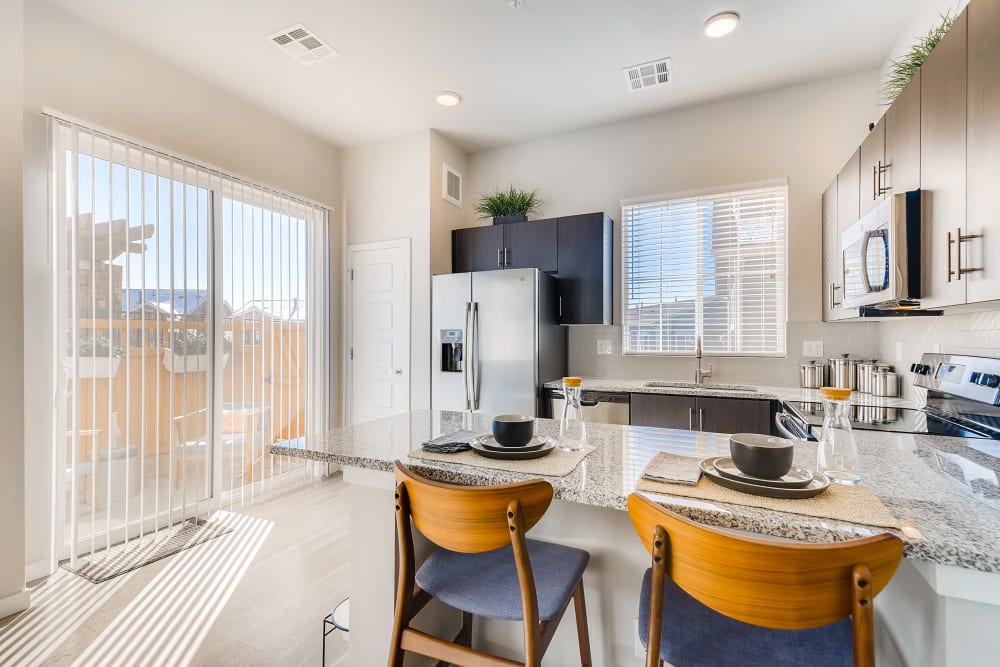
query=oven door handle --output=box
[775,411,810,441]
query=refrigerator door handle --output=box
[472,302,481,410]
[464,301,473,410]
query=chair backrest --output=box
[627,493,904,630]
[394,461,553,553]
[173,408,209,445]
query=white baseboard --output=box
[25,559,52,583]
[0,589,30,621]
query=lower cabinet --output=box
[630,393,774,435]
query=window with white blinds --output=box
[622,183,787,356]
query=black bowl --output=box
[492,415,535,447]
[729,433,794,480]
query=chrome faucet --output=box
[694,335,712,384]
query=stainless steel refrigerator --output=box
[431,268,566,416]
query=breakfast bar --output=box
[273,410,1000,666]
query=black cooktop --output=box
[784,401,998,440]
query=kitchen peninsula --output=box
[273,410,1000,666]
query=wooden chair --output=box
[390,461,592,667]
[627,493,904,667]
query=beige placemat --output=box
[408,443,595,477]
[636,476,903,529]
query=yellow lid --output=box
[820,386,852,401]
[562,377,583,387]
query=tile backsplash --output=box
[568,320,880,386]
[877,304,1000,397]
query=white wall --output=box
[342,131,432,410]
[0,0,28,618]
[429,130,469,277]
[21,0,343,578]
[467,69,885,384]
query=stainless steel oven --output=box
[841,189,923,309]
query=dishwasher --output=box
[546,388,630,425]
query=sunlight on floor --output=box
[0,569,136,666]
[70,511,274,667]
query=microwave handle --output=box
[859,230,874,294]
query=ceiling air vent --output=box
[268,24,339,65]
[623,58,671,92]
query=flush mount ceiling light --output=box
[435,91,462,107]
[704,11,740,38]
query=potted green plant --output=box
[882,12,955,104]
[474,186,543,225]
[163,331,233,373]
[68,336,124,379]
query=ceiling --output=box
[51,0,935,153]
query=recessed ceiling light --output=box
[704,11,740,38]
[435,91,462,107]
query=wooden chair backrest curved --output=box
[627,492,904,630]
[394,461,554,553]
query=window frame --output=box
[620,180,789,358]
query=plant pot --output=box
[163,350,230,374]
[72,357,121,379]
[493,213,528,225]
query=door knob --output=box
[393,368,403,375]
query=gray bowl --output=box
[492,414,535,447]
[729,433,794,480]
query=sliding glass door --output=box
[51,119,329,564]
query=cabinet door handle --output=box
[688,407,693,431]
[503,247,509,267]
[956,228,984,280]
[698,408,704,431]
[877,160,891,197]
[872,163,878,201]
[497,248,503,268]
[829,283,841,307]
[947,231,955,282]
[558,296,563,318]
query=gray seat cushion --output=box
[639,568,853,666]
[415,539,589,621]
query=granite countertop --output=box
[542,377,918,408]
[272,409,1000,574]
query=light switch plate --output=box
[802,340,824,357]
[597,339,613,355]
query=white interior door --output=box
[349,241,410,424]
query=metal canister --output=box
[828,354,857,390]
[873,369,900,397]
[857,361,877,394]
[799,361,827,388]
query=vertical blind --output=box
[622,183,787,356]
[51,117,330,565]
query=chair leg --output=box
[573,580,592,667]
[459,611,473,647]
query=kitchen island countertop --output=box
[272,409,1000,573]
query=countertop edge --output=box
[271,444,1000,574]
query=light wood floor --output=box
[0,474,351,666]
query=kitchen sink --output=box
[643,381,759,392]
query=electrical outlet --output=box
[896,341,903,362]
[802,340,824,358]
[597,339,613,355]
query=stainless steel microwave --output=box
[841,189,923,309]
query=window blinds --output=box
[50,116,330,565]
[622,183,787,356]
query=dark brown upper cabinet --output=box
[966,0,1000,304]
[555,213,612,325]
[452,225,504,272]
[502,219,558,272]
[450,213,613,325]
